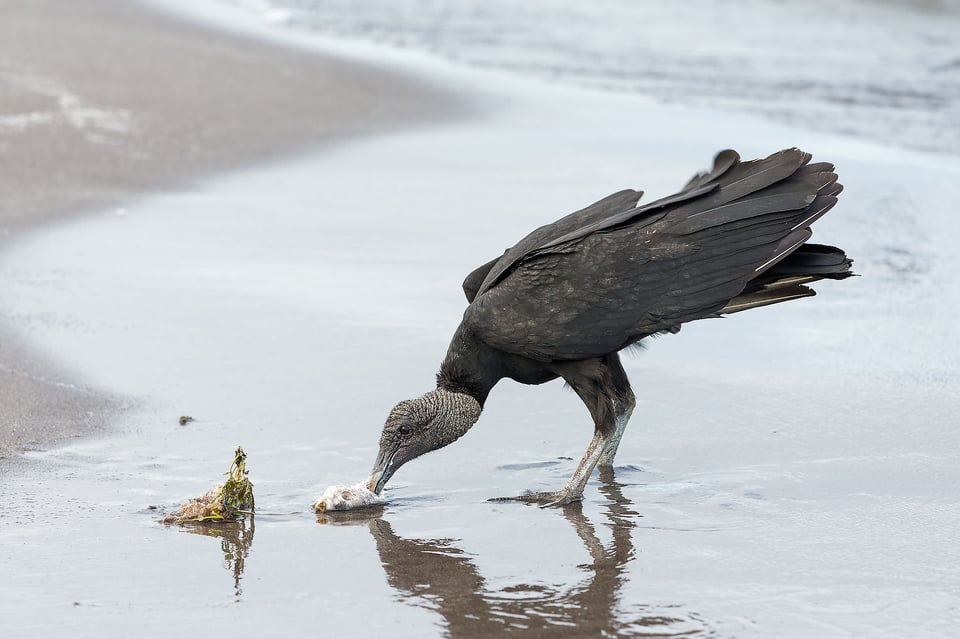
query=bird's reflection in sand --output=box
[326,471,709,638]
[176,517,255,600]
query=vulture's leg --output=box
[492,354,633,507]
[598,387,635,466]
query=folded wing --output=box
[462,148,851,362]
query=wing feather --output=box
[464,148,846,361]
[461,188,642,303]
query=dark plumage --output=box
[366,148,854,505]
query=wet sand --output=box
[2,2,959,638]
[2,59,958,635]
[0,0,457,458]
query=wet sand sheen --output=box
[0,0,460,459]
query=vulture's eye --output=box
[398,424,413,437]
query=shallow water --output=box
[230,0,960,155]
[3,4,960,638]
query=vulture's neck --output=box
[436,322,504,407]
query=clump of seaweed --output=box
[164,447,254,524]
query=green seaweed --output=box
[166,446,254,524]
[218,446,255,518]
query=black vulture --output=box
[366,148,853,506]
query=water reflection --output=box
[330,469,710,637]
[175,517,255,600]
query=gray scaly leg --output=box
[598,390,635,466]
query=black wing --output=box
[461,189,643,303]
[463,148,843,361]
[460,149,744,303]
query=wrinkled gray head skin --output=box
[366,389,482,495]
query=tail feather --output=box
[753,243,854,285]
[721,243,854,314]
[663,148,854,319]
[719,283,816,314]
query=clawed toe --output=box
[489,490,583,508]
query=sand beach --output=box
[0,0,456,458]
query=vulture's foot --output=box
[489,489,583,508]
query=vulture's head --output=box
[366,389,482,495]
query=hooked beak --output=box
[365,443,400,495]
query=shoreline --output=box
[0,0,463,460]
